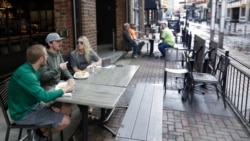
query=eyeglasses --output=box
[77,41,84,45]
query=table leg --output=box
[78,105,88,141]
[100,108,116,136]
[149,40,154,56]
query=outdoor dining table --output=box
[56,65,139,141]
[83,65,139,87]
[139,35,155,56]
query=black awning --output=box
[145,0,157,10]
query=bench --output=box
[115,83,163,141]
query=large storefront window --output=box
[133,0,139,30]
[0,0,54,55]
[241,7,245,17]
[227,8,230,17]
[0,0,54,37]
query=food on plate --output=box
[74,70,87,78]
[56,82,67,89]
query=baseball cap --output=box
[45,33,64,43]
[159,20,168,25]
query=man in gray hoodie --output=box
[39,33,75,114]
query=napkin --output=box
[103,64,115,69]
[63,93,72,97]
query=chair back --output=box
[165,48,184,61]
[164,47,185,69]
[185,52,195,80]
[62,53,74,75]
[212,55,230,86]
[0,75,12,126]
[193,45,205,72]
[206,47,217,73]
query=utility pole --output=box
[218,0,226,49]
[184,0,187,34]
[139,0,145,37]
[210,0,216,41]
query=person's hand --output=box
[62,78,75,93]
[59,62,68,70]
[86,63,96,69]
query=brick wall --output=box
[53,0,126,53]
[54,0,74,54]
[81,0,97,51]
[116,0,126,50]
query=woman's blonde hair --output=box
[76,36,92,63]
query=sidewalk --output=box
[80,44,250,140]
[1,45,250,140]
[90,47,249,140]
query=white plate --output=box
[55,82,67,90]
[73,71,90,79]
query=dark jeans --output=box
[158,42,172,56]
[128,42,139,56]
[128,41,144,56]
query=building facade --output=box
[226,0,250,23]
[0,0,137,55]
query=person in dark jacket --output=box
[123,23,142,58]
[39,33,75,118]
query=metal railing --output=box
[218,49,250,131]
[182,28,250,131]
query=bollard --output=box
[234,22,237,32]
[112,29,116,52]
[244,23,247,37]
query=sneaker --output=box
[35,129,49,141]
[132,55,138,58]
[27,129,40,141]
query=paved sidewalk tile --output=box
[163,109,250,141]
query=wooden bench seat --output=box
[116,83,163,141]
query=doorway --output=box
[232,8,239,21]
[96,0,116,45]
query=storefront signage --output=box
[160,0,167,9]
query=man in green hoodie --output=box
[8,44,75,140]
[39,33,75,114]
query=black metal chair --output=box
[164,47,188,94]
[183,54,230,108]
[62,53,74,76]
[0,75,54,141]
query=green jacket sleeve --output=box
[17,72,63,103]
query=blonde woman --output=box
[70,36,102,72]
[69,36,101,115]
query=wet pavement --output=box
[81,46,250,141]
[189,21,250,69]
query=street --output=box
[187,21,250,50]
[184,21,250,71]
